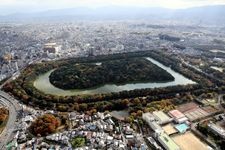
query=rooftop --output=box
[158,133,180,150]
[149,121,163,132]
[175,123,189,133]
[153,111,171,124]
[168,110,185,119]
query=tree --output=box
[0,108,8,125]
[136,110,143,117]
[79,103,88,111]
[133,98,141,106]
[70,137,86,148]
[31,114,61,136]
[121,99,129,107]
[2,83,13,92]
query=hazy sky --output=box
[0,0,225,14]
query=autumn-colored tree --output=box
[0,108,9,124]
[133,98,140,106]
[136,110,143,117]
[31,114,61,136]
[131,112,137,118]
[89,109,97,115]
[2,83,13,92]
[121,99,129,107]
[21,94,29,101]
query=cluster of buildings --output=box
[1,22,225,150]
[3,95,225,150]
[1,21,224,83]
[143,110,193,150]
[7,107,149,150]
[6,105,45,149]
[142,98,225,150]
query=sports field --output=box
[172,132,209,150]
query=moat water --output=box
[33,57,196,96]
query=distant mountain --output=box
[0,5,225,26]
[172,5,225,25]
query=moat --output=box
[33,57,196,96]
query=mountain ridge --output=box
[0,5,225,25]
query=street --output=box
[0,90,21,149]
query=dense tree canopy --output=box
[49,58,175,89]
[30,114,61,136]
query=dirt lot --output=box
[172,132,209,150]
[162,124,177,135]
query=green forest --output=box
[49,58,175,89]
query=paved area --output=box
[0,90,21,149]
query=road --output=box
[218,94,224,110]
[218,94,224,104]
[0,58,43,149]
[0,90,21,149]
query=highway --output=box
[0,90,21,149]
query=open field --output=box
[172,132,209,150]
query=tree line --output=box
[3,50,224,112]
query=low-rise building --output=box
[208,123,225,139]
[168,110,188,123]
[142,113,155,124]
[158,133,180,150]
[153,111,173,125]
